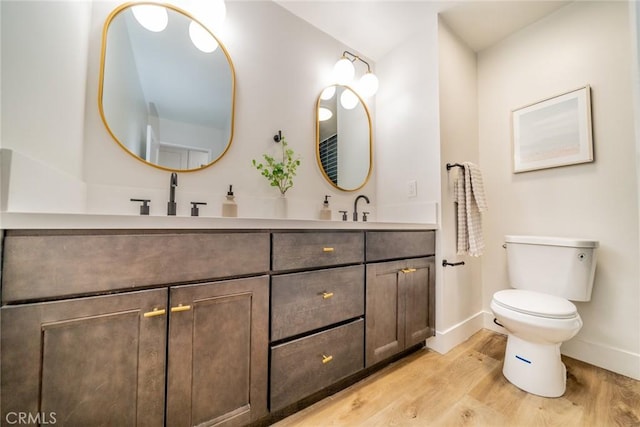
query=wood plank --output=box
[273,329,640,427]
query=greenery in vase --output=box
[252,137,301,196]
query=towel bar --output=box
[446,163,464,171]
[442,259,465,267]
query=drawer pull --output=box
[143,308,166,318]
[171,304,192,313]
[322,354,333,364]
[322,247,335,252]
[322,292,334,299]
[401,268,417,274]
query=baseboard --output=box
[562,337,640,380]
[481,310,640,380]
[426,311,484,354]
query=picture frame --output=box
[511,85,593,173]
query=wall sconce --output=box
[332,50,379,97]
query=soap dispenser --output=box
[319,195,332,220]
[222,185,238,217]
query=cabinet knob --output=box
[401,268,417,273]
[143,308,166,318]
[171,304,192,313]
[322,247,335,252]
[322,292,334,299]
[322,354,333,364]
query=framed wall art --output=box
[511,85,593,173]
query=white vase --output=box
[274,194,287,218]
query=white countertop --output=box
[0,212,438,230]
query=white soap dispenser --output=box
[319,195,332,220]
[222,185,238,217]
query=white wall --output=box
[478,1,639,379]
[375,13,440,224]
[1,0,91,179]
[2,0,379,219]
[429,18,483,353]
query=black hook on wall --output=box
[273,130,283,142]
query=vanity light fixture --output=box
[132,4,168,32]
[332,51,379,97]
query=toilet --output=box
[490,235,598,398]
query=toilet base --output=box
[502,334,567,398]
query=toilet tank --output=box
[505,235,598,302]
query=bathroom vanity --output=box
[0,216,436,426]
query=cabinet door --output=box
[402,257,436,348]
[365,260,405,367]
[365,257,435,367]
[166,276,269,427]
[1,288,168,427]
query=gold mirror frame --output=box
[98,2,236,172]
[316,85,373,191]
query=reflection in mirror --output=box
[99,3,235,171]
[316,85,372,191]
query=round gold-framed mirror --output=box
[316,85,372,191]
[98,2,235,172]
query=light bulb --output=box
[189,20,219,53]
[340,89,359,110]
[319,107,333,121]
[132,4,168,32]
[333,57,355,85]
[320,86,336,100]
[358,72,379,97]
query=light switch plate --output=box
[407,180,417,197]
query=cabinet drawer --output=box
[2,231,270,302]
[270,319,364,410]
[271,265,364,341]
[366,231,435,262]
[272,232,364,271]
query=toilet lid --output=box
[493,289,578,319]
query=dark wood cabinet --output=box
[1,230,270,427]
[166,276,269,427]
[269,231,366,411]
[366,257,435,367]
[365,231,436,368]
[1,288,168,426]
[1,227,435,425]
[270,319,364,410]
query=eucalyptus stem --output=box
[252,137,301,196]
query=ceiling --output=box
[275,0,573,60]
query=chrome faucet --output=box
[353,194,370,221]
[168,172,178,215]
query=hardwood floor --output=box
[273,330,640,426]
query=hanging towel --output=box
[454,162,488,257]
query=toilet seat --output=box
[493,289,577,319]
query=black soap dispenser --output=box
[319,195,332,220]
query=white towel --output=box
[454,162,488,257]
